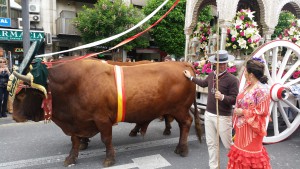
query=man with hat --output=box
[184,50,239,169]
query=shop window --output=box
[0,0,8,17]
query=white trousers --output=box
[205,111,233,169]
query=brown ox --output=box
[104,60,175,136]
[13,60,200,167]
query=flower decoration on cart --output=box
[193,60,237,76]
[279,19,300,46]
[226,9,261,54]
[227,61,238,76]
[192,22,211,53]
[292,66,300,79]
[193,60,213,76]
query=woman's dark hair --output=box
[246,60,268,84]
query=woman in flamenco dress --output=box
[227,59,272,169]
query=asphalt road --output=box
[0,114,299,169]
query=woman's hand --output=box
[234,108,243,116]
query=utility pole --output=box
[21,0,30,56]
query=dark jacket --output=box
[0,70,9,88]
[192,71,239,116]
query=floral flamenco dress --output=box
[227,82,272,169]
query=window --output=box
[0,0,8,17]
[10,9,21,19]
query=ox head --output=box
[13,88,45,122]
[12,70,46,122]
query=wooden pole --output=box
[215,13,220,169]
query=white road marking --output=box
[104,154,171,169]
[0,135,198,169]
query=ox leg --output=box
[99,126,115,167]
[64,135,80,167]
[140,122,150,137]
[129,124,141,137]
[79,137,90,150]
[174,113,193,157]
[163,115,174,135]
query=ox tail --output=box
[191,98,202,143]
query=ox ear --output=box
[13,71,32,85]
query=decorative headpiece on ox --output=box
[12,59,201,167]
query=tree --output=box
[73,0,149,52]
[272,11,296,39]
[143,0,213,58]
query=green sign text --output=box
[0,29,44,41]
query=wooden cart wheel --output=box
[239,40,300,144]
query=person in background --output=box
[227,58,271,169]
[183,50,239,169]
[164,55,172,61]
[0,58,10,118]
[7,65,18,114]
[126,58,132,62]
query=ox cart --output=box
[194,40,300,144]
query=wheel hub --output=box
[270,83,289,101]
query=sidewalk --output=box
[0,113,15,125]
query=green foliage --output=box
[272,11,296,39]
[143,0,213,58]
[73,0,149,51]
[143,0,186,57]
[198,6,214,23]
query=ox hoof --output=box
[79,138,90,150]
[174,146,188,157]
[64,156,77,167]
[103,158,115,167]
[129,130,138,137]
[163,129,171,135]
[79,142,88,150]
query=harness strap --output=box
[114,65,126,123]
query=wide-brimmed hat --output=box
[208,50,235,63]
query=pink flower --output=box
[292,22,296,26]
[227,29,231,34]
[236,25,241,29]
[231,37,236,42]
[205,68,213,74]
[193,62,199,67]
[240,15,245,20]
[202,63,213,74]
[240,31,245,36]
[293,71,300,78]
[227,66,237,73]
[292,37,297,42]
[247,38,252,43]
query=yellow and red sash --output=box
[114,66,126,123]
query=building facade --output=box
[0,0,155,64]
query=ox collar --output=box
[114,66,126,123]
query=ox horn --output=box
[13,71,32,84]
